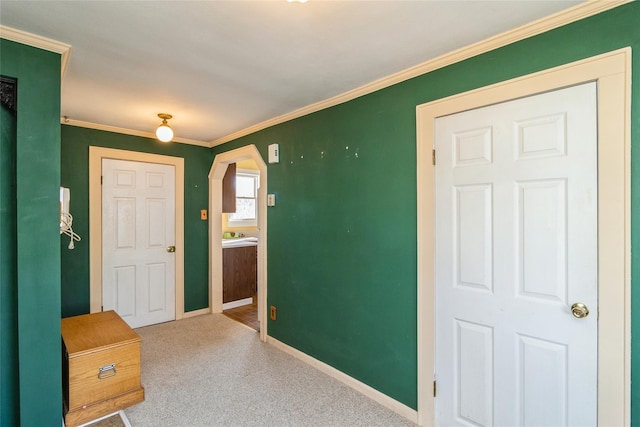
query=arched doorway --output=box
[209,145,268,341]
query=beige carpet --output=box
[125,313,416,426]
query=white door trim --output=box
[209,144,268,342]
[416,48,631,426]
[89,146,185,321]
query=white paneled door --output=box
[102,159,176,328]
[434,83,597,426]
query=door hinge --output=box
[432,149,436,166]
[101,175,103,185]
[101,305,103,312]
[433,380,437,397]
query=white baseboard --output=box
[182,307,211,319]
[222,298,253,310]
[266,336,418,424]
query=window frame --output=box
[228,169,259,228]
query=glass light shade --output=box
[156,123,173,142]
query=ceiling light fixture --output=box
[155,113,174,142]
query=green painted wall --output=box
[0,39,62,426]
[212,2,640,414]
[0,85,19,427]
[60,126,214,316]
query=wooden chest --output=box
[62,310,144,427]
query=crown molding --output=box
[61,118,210,148]
[0,25,72,80]
[210,0,630,147]
[2,1,628,148]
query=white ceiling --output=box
[0,1,585,146]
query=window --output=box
[228,169,259,227]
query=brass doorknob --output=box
[570,302,589,318]
[167,246,176,253]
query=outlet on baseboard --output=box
[270,305,277,321]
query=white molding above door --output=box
[89,147,185,322]
[416,48,631,426]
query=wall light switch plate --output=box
[267,194,276,206]
[268,144,279,164]
[200,209,208,220]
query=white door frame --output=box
[416,48,631,426]
[209,144,268,342]
[89,146,185,321]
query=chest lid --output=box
[62,310,140,357]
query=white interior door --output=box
[102,158,176,328]
[434,83,597,426]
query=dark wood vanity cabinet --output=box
[223,246,257,303]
